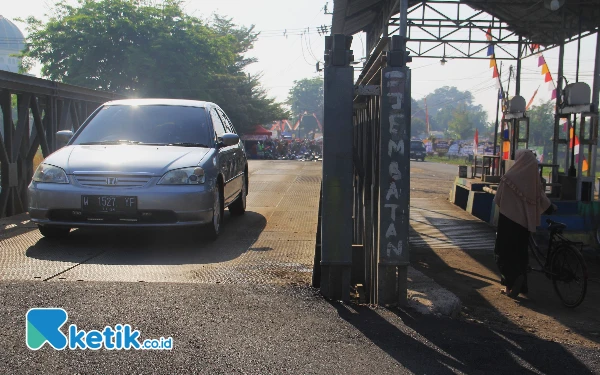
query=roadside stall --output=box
[241,126,272,159]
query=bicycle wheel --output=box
[550,244,588,308]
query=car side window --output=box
[217,109,236,134]
[210,108,227,139]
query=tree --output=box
[19,0,285,134]
[287,77,323,118]
[424,86,488,138]
[286,77,323,136]
[447,106,474,140]
[527,99,555,160]
[411,117,427,138]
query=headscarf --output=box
[494,149,551,232]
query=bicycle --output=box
[528,219,588,308]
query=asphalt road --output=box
[2,281,599,374]
[1,160,599,374]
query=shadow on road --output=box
[410,214,600,347]
[25,210,267,266]
[331,301,595,374]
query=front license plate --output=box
[82,196,137,214]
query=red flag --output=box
[545,72,552,83]
[486,27,492,41]
[473,129,479,155]
[492,66,499,78]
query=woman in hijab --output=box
[494,149,553,297]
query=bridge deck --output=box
[0,160,320,284]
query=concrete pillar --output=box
[321,34,354,301]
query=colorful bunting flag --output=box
[487,45,494,56]
[545,72,552,83]
[551,89,557,100]
[541,63,549,74]
[569,127,589,172]
[538,56,545,67]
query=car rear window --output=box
[72,105,211,146]
[411,141,425,149]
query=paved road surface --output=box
[1,160,598,374]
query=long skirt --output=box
[494,213,529,293]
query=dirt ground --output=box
[409,161,600,350]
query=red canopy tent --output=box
[241,125,272,141]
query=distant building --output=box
[0,15,25,73]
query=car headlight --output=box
[158,167,205,185]
[32,164,69,184]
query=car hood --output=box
[44,145,211,175]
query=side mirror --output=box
[56,130,74,148]
[219,133,240,147]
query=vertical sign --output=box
[379,67,410,267]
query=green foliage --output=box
[411,117,427,137]
[19,0,286,134]
[286,77,323,137]
[287,77,323,122]
[527,99,555,160]
[447,106,472,139]
[423,86,489,139]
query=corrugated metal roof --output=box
[332,0,600,46]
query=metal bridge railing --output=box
[0,70,124,218]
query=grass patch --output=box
[425,155,470,166]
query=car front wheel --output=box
[38,225,71,239]
[205,184,223,241]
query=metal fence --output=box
[0,70,123,218]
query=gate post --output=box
[377,35,411,305]
[320,34,354,301]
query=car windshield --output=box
[411,141,425,150]
[72,105,211,146]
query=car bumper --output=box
[28,181,215,228]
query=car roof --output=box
[102,98,212,108]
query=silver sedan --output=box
[28,99,248,240]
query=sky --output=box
[2,0,598,125]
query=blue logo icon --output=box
[26,308,68,350]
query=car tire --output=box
[38,225,70,239]
[205,183,223,241]
[229,172,247,216]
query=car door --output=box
[210,108,236,205]
[217,108,244,196]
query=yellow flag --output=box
[541,63,549,75]
[490,57,496,68]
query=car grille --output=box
[73,174,152,188]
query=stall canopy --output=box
[241,125,273,141]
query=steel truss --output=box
[0,70,123,218]
[381,2,595,61]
